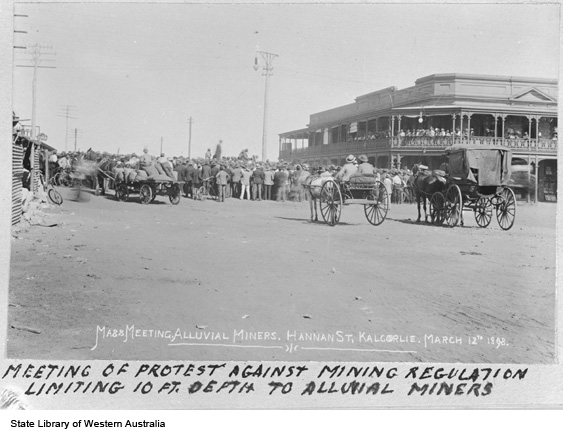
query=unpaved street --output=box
[8,187,556,364]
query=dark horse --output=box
[83,148,117,196]
[409,164,447,223]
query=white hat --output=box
[346,154,356,164]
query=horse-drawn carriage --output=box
[305,174,390,226]
[415,144,516,230]
[115,177,183,205]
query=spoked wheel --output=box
[197,186,207,201]
[47,187,63,205]
[496,187,516,231]
[320,179,342,226]
[445,184,462,227]
[139,184,153,205]
[115,183,129,202]
[168,184,181,205]
[474,197,492,228]
[429,192,446,225]
[364,181,389,226]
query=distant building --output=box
[279,73,557,201]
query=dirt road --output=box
[8,187,556,364]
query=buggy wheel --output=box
[496,187,516,231]
[115,183,129,202]
[139,184,153,205]
[47,187,63,205]
[364,181,389,226]
[474,197,492,227]
[320,180,342,226]
[429,192,446,225]
[197,186,207,201]
[445,184,462,227]
[169,184,181,205]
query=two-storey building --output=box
[279,73,557,201]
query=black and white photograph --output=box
[1,0,561,413]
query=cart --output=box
[314,175,390,226]
[429,145,516,230]
[114,178,184,205]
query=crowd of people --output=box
[42,140,419,205]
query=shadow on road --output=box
[385,217,480,230]
[275,216,355,226]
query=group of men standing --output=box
[173,159,292,202]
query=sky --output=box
[12,2,560,161]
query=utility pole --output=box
[254,50,278,162]
[160,137,163,155]
[15,43,56,193]
[57,105,78,152]
[187,117,193,159]
[71,128,83,152]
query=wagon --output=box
[429,144,516,230]
[114,178,184,205]
[315,175,390,226]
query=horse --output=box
[81,148,121,196]
[96,157,119,195]
[302,172,334,222]
[410,164,448,223]
[70,158,99,200]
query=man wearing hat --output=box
[392,170,404,204]
[357,154,375,175]
[263,164,275,200]
[139,147,153,168]
[215,164,230,202]
[335,154,358,182]
[252,164,265,201]
[275,164,289,201]
[231,162,243,198]
[240,164,252,200]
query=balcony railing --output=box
[280,136,558,158]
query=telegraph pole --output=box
[15,43,56,193]
[72,128,83,152]
[58,105,78,152]
[254,50,278,162]
[187,117,193,159]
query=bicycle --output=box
[39,172,63,206]
[196,177,217,201]
[51,167,72,187]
